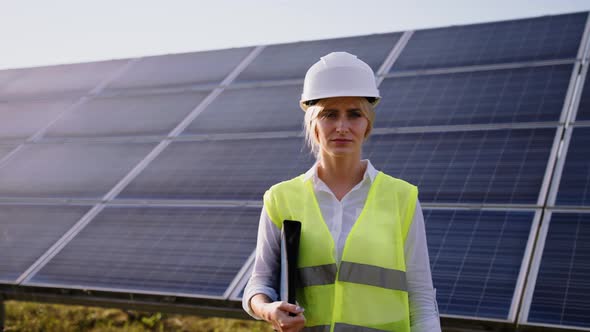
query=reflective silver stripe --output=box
[338,261,407,292]
[298,264,337,287]
[334,323,388,331]
[305,325,331,332]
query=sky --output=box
[2,0,590,70]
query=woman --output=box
[243,52,441,332]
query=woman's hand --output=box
[250,295,305,332]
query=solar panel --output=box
[118,137,314,201]
[555,127,590,206]
[574,73,590,121]
[183,84,302,135]
[0,99,76,139]
[0,10,586,329]
[377,65,572,127]
[0,60,127,100]
[27,206,260,298]
[106,48,253,90]
[365,128,555,204]
[392,12,587,71]
[0,68,22,89]
[43,91,208,138]
[0,145,16,159]
[0,204,90,283]
[527,212,590,328]
[0,142,155,199]
[424,209,533,319]
[235,33,401,82]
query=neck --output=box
[317,152,366,200]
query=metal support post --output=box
[0,298,4,332]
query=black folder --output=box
[280,219,301,307]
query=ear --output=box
[313,123,320,141]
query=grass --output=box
[3,300,274,332]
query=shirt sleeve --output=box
[242,206,281,319]
[405,200,442,331]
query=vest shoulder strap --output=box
[263,174,306,229]
[376,172,418,241]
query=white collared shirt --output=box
[243,160,441,331]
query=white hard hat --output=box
[300,52,380,111]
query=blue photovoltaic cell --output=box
[365,128,555,204]
[183,85,302,135]
[392,12,586,71]
[0,205,90,283]
[118,138,314,201]
[0,60,127,100]
[528,212,590,328]
[556,127,590,206]
[574,74,590,121]
[29,206,260,297]
[44,91,208,138]
[0,99,76,139]
[377,65,572,127]
[0,142,155,199]
[236,33,400,82]
[424,209,533,319]
[106,47,252,90]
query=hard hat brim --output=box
[299,96,380,111]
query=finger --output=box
[278,302,304,314]
[272,321,281,331]
[276,314,306,330]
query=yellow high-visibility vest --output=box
[264,171,418,332]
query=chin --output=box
[326,149,358,157]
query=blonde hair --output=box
[303,97,375,159]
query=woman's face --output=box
[314,97,369,158]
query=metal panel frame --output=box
[0,122,564,146]
[0,285,249,319]
[546,126,575,207]
[520,321,590,332]
[226,252,256,301]
[537,126,566,207]
[23,280,227,301]
[439,313,512,323]
[384,59,575,78]
[375,31,414,85]
[508,209,543,322]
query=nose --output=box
[335,117,349,134]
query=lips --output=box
[331,139,353,143]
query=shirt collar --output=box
[302,159,378,184]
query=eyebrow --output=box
[322,108,362,112]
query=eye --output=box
[348,110,362,118]
[320,111,337,119]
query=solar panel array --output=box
[0,11,589,331]
[521,87,590,329]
